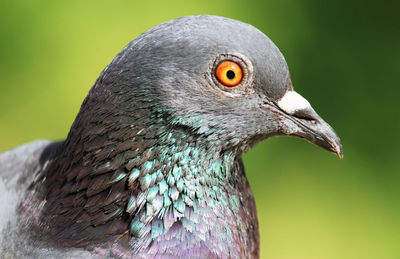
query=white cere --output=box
[277,91,312,115]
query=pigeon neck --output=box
[36,109,248,249]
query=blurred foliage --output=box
[0,0,399,258]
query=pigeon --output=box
[0,15,342,258]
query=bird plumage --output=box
[0,15,342,258]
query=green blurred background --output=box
[1,1,399,258]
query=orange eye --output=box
[215,61,243,87]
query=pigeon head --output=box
[77,15,342,157]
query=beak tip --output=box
[332,142,343,160]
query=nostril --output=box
[292,108,318,122]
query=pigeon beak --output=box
[275,91,343,159]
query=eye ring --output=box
[209,53,254,96]
[215,61,243,87]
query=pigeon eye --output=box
[215,61,243,87]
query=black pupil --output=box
[226,70,235,79]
